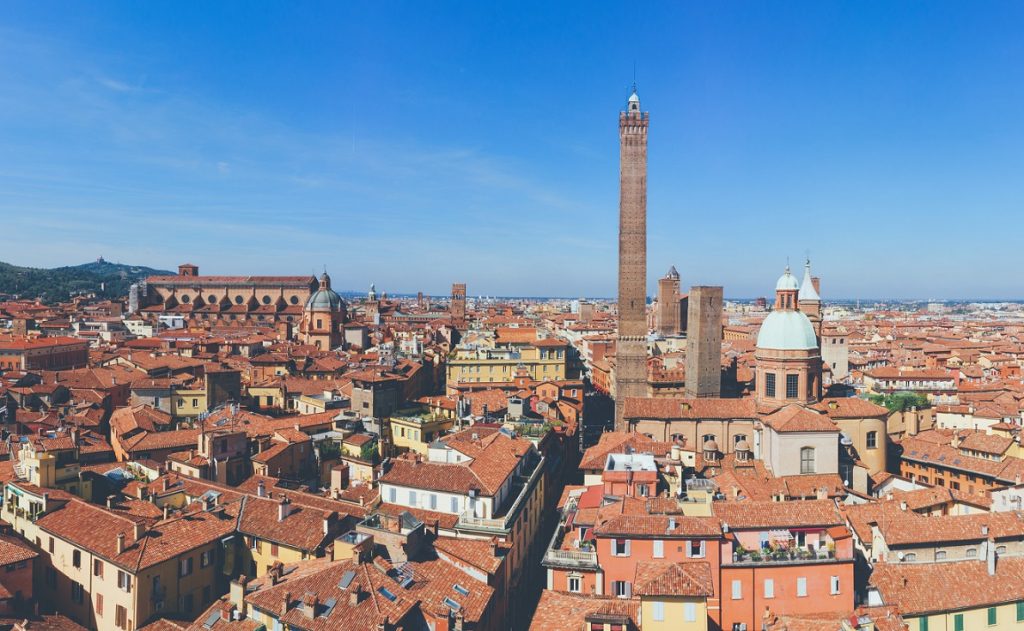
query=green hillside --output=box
[0,259,172,303]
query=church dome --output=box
[756,310,818,351]
[775,268,800,291]
[305,288,344,311]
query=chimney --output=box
[229,576,249,612]
[349,583,362,606]
[988,538,998,576]
[134,522,146,541]
[257,479,266,498]
[280,592,291,616]
[302,593,318,619]
[816,487,828,500]
[106,495,117,509]
[162,477,169,492]
[900,501,907,511]
[278,495,292,521]
[116,532,126,555]
[323,511,336,536]
[221,605,236,622]
[163,505,170,520]
[135,484,147,501]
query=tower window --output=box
[786,374,799,399]
[765,373,776,398]
[866,431,878,449]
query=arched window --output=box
[903,553,916,562]
[800,447,816,474]
[734,434,747,444]
[935,550,947,561]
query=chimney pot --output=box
[116,532,126,555]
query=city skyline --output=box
[3,2,1024,298]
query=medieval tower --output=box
[614,87,649,429]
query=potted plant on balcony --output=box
[749,550,762,562]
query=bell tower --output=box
[614,87,650,429]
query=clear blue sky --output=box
[2,2,1023,299]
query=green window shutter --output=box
[919,617,928,631]
[1017,601,1024,621]
[988,607,997,625]
[954,613,964,631]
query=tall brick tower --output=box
[614,87,649,429]
[451,283,467,328]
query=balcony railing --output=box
[728,548,842,566]
[543,547,598,568]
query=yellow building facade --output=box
[446,343,567,392]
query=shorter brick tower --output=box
[656,266,682,336]
[685,286,723,398]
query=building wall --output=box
[720,561,854,631]
[594,536,721,626]
[628,418,757,457]
[836,416,887,476]
[821,333,849,380]
[765,430,838,477]
[241,536,309,578]
[640,596,708,631]
[908,602,1024,631]
[755,346,822,408]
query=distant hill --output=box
[0,258,172,303]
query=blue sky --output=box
[2,2,1023,299]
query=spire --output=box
[800,257,820,302]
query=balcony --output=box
[728,547,843,566]
[455,452,544,534]
[541,514,600,570]
[544,546,599,568]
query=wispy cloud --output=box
[0,25,604,295]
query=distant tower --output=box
[368,283,378,302]
[614,86,650,429]
[656,266,682,336]
[451,283,467,328]
[686,286,723,398]
[797,258,823,343]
